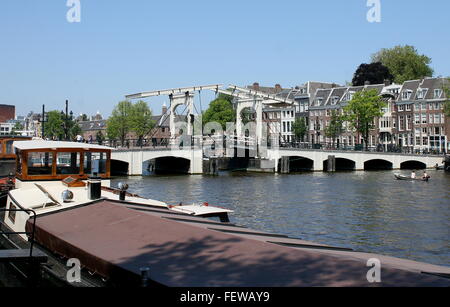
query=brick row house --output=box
[251,77,448,153]
[306,77,448,153]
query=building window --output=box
[406,104,412,111]
[421,114,427,124]
[417,89,426,99]
[399,105,405,112]
[415,114,420,124]
[402,91,411,100]
[434,89,442,99]
[434,114,440,124]
[406,115,412,130]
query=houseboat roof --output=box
[13,140,114,151]
[26,200,450,287]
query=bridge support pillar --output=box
[203,158,219,176]
[280,157,290,174]
[327,156,336,172]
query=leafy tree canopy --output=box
[341,89,386,150]
[292,117,308,142]
[43,111,81,141]
[444,78,450,117]
[202,97,236,130]
[130,100,155,141]
[325,110,344,144]
[371,45,433,84]
[106,100,133,145]
[352,62,394,86]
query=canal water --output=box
[112,170,450,267]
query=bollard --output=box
[140,267,150,287]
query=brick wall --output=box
[0,105,15,122]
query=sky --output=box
[1,0,449,118]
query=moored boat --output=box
[0,140,232,286]
[0,136,32,177]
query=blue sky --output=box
[1,0,449,117]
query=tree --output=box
[43,111,64,140]
[352,62,394,86]
[106,100,133,146]
[341,89,386,151]
[444,78,450,117]
[202,97,236,130]
[130,100,155,146]
[325,110,343,148]
[11,122,24,136]
[371,45,433,84]
[43,111,81,141]
[292,117,308,142]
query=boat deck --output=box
[26,199,450,287]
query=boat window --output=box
[8,203,17,223]
[84,152,107,175]
[56,152,81,175]
[5,140,14,154]
[27,152,54,176]
[16,151,23,174]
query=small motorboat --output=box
[394,174,430,182]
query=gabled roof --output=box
[419,78,450,100]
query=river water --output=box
[112,170,450,267]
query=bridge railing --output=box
[271,142,446,156]
[91,138,446,157]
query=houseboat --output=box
[0,136,32,177]
[0,136,32,207]
[0,140,232,286]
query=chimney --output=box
[253,82,260,91]
[162,103,168,115]
[275,84,282,93]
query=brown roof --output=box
[28,200,450,287]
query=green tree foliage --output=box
[352,62,394,86]
[43,111,80,141]
[106,100,133,146]
[292,117,308,142]
[341,89,386,150]
[325,110,343,147]
[371,45,433,84]
[130,100,155,145]
[202,96,236,130]
[444,78,450,117]
[11,122,24,136]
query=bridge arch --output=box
[323,158,356,171]
[364,159,393,171]
[111,159,129,176]
[278,156,314,173]
[400,160,427,170]
[144,156,191,175]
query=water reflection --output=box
[112,170,450,267]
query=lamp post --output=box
[40,105,48,139]
[61,100,74,141]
